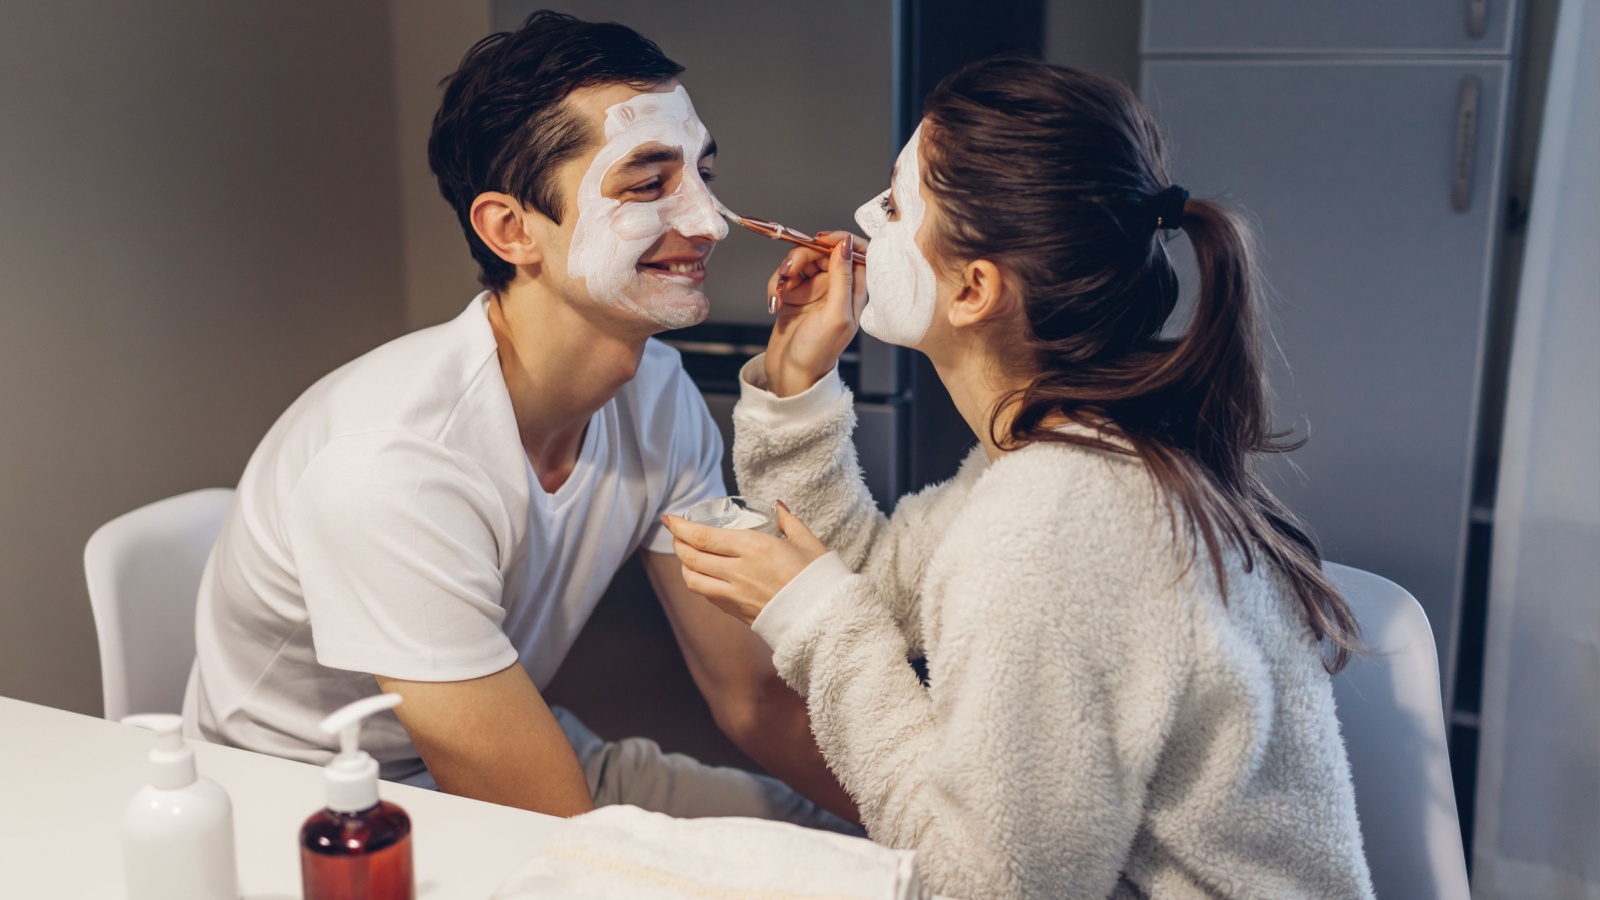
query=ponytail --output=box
[1168,198,1361,672]
[922,56,1361,672]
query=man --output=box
[182,10,853,826]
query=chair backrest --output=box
[84,487,234,721]
[1325,562,1470,900]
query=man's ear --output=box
[469,192,544,269]
[946,258,1012,331]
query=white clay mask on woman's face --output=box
[854,126,938,347]
[566,86,728,329]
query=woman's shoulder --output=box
[968,435,1167,543]
[925,437,1199,669]
[931,437,1186,602]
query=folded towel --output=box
[491,805,929,900]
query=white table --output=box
[0,695,564,899]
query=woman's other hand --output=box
[661,503,828,625]
[764,231,868,397]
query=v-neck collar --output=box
[526,406,605,512]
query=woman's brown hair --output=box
[920,56,1361,671]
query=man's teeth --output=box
[652,261,704,274]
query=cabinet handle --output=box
[1453,75,1480,212]
[1467,0,1488,38]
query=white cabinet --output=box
[1143,0,1518,54]
[1142,8,1518,700]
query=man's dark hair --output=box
[428,10,684,292]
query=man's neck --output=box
[487,282,649,493]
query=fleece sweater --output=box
[733,357,1374,900]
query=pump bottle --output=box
[121,714,240,900]
[301,693,415,900]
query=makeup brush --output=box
[716,201,867,265]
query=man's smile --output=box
[637,250,710,283]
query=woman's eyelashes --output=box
[878,193,896,218]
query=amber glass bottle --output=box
[300,800,414,900]
[303,694,416,900]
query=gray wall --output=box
[389,0,493,330]
[1046,0,1143,89]
[0,2,409,715]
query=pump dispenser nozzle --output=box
[124,714,199,790]
[318,693,402,813]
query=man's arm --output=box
[642,550,859,823]
[375,663,594,817]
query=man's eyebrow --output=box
[611,144,683,177]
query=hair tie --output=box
[1153,185,1189,231]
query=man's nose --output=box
[672,178,729,243]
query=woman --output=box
[663,57,1373,899]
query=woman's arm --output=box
[734,231,977,630]
[733,358,884,567]
[731,359,985,639]
[736,231,881,556]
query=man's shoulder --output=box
[250,295,524,498]
[314,296,499,436]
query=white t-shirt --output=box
[182,294,726,777]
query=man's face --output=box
[549,81,726,331]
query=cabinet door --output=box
[1142,60,1509,689]
[1142,0,1518,55]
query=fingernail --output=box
[768,295,779,314]
[777,500,791,512]
[779,258,793,275]
[815,231,829,240]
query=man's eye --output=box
[624,179,664,196]
[699,169,716,183]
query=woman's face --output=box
[853,125,942,348]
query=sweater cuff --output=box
[752,550,854,656]
[737,354,846,430]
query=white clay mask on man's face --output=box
[566,85,728,329]
[854,126,938,347]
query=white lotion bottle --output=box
[121,714,240,900]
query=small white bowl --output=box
[680,496,781,537]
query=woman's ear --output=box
[946,258,1012,331]
[469,191,544,269]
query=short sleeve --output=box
[642,369,728,554]
[283,431,521,681]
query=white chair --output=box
[1325,562,1471,900]
[84,487,234,721]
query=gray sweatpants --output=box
[391,707,858,835]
